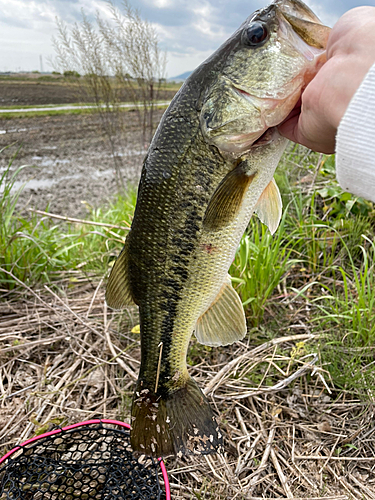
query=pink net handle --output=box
[0,418,171,500]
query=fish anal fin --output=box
[254,177,282,235]
[131,378,223,457]
[195,277,247,347]
[105,241,135,309]
[203,163,255,231]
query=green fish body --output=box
[106,0,330,457]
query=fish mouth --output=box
[232,84,299,148]
[233,75,303,102]
[251,127,278,147]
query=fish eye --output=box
[243,22,268,47]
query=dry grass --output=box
[1,273,375,499]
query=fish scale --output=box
[131,105,227,386]
[106,0,330,457]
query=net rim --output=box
[0,418,171,500]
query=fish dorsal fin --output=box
[195,276,246,346]
[203,163,255,231]
[254,178,282,235]
[106,241,135,309]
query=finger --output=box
[278,113,300,144]
[279,111,336,154]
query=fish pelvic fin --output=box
[254,177,282,235]
[195,276,247,346]
[106,240,136,309]
[131,378,223,458]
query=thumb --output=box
[278,112,301,144]
[278,109,336,154]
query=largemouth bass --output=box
[106,0,330,457]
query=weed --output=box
[230,209,300,326]
[311,235,375,395]
[0,146,137,291]
[0,146,62,289]
[2,143,375,398]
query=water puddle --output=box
[31,156,71,167]
[3,168,115,194]
[0,127,29,135]
[0,150,135,195]
[11,178,56,191]
[116,149,145,157]
[93,169,114,178]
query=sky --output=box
[0,0,374,78]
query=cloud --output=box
[0,0,369,75]
[134,0,268,76]
[151,0,174,7]
[133,0,368,77]
[0,1,56,29]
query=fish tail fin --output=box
[131,377,223,457]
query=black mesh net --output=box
[0,422,165,500]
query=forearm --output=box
[335,63,375,203]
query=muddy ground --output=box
[0,78,175,217]
[0,79,87,106]
[0,78,177,106]
[0,110,167,217]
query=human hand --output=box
[278,6,375,154]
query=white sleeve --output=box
[335,63,375,203]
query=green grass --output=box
[225,147,375,396]
[0,108,96,120]
[0,103,88,110]
[245,149,374,396]
[1,144,375,397]
[0,145,60,289]
[230,211,300,326]
[0,75,43,81]
[309,234,375,394]
[0,146,137,290]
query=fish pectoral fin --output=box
[254,177,282,235]
[105,242,135,309]
[195,276,246,346]
[203,162,255,231]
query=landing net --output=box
[0,419,170,500]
